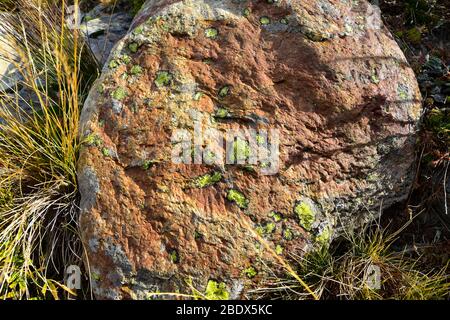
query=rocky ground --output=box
[377,0,449,268]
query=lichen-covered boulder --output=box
[78,0,422,299]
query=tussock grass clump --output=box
[0,0,98,299]
[250,219,450,300]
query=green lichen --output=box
[204,280,229,300]
[215,107,230,118]
[128,42,139,53]
[131,65,143,75]
[205,27,218,39]
[256,134,266,145]
[371,75,380,84]
[283,228,294,241]
[91,273,101,281]
[121,55,132,64]
[194,172,222,188]
[231,138,250,162]
[256,222,276,236]
[294,201,315,231]
[154,71,173,88]
[269,211,282,222]
[243,7,251,17]
[371,73,380,84]
[275,245,283,255]
[169,250,179,264]
[315,226,331,246]
[84,134,103,147]
[243,267,257,279]
[111,87,128,100]
[280,17,288,24]
[133,25,144,35]
[283,229,294,241]
[193,91,203,101]
[109,59,119,69]
[218,85,230,98]
[142,160,158,170]
[97,83,105,94]
[260,16,271,25]
[101,148,110,157]
[194,230,203,240]
[226,189,249,209]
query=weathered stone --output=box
[80,4,133,65]
[78,0,422,299]
[0,21,21,92]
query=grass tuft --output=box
[0,0,98,299]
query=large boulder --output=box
[78,0,422,299]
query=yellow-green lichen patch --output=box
[315,226,331,246]
[275,244,283,255]
[194,230,203,240]
[280,17,288,24]
[215,107,230,118]
[256,134,265,145]
[154,71,173,88]
[256,222,276,236]
[109,59,119,69]
[133,25,144,35]
[204,280,229,300]
[218,85,230,98]
[142,159,158,170]
[130,65,143,76]
[294,201,316,231]
[193,91,203,101]
[370,69,380,84]
[84,134,103,148]
[231,137,251,162]
[128,42,139,53]
[243,7,251,17]
[97,83,105,94]
[283,228,293,240]
[111,87,128,100]
[101,147,111,157]
[194,172,222,188]
[259,16,271,25]
[243,266,257,279]
[204,27,219,39]
[226,189,249,209]
[121,55,132,64]
[169,250,179,264]
[268,211,282,222]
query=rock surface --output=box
[0,22,20,92]
[78,0,422,299]
[80,4,133,65]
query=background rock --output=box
[80,4,133,65]
[0,22,21,92]
[78,0,422,299]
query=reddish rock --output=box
[78,0,422,299]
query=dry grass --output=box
[0,0,98,299]
[249,217,450,300]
